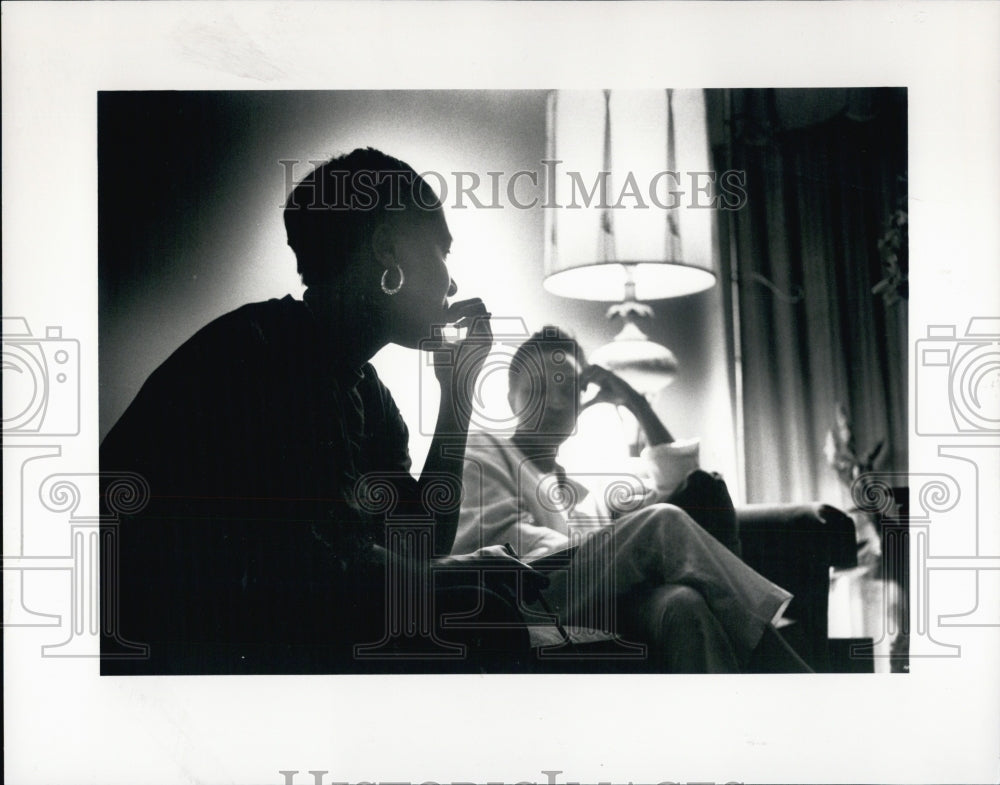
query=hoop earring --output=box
[380,265,404,296]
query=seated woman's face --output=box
[383,207,456,349]
[510,345,583,441]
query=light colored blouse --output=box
[454,432,701,560]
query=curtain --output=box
[713,89,908,505]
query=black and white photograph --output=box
[96,87,908,677]
[4,3,999,784]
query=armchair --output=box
[737,503,858,671]
[518,502,858,673]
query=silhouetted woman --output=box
[101,148,535,674]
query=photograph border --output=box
[4,3,999,784]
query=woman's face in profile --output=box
[385,207,456,348]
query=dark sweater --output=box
[100,296,418,673]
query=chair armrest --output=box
[736,502,858,671]
[738,503,858,572]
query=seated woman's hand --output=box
[580,363,643,411]
[434,544,549,601]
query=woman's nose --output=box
[447,278,458,297]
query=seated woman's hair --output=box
[508,325,585,391]
[283,147,439,286]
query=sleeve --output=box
[640,437,702,496]
[454,441,569,560]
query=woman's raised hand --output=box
[580,363,643,411]
[429,297,493,407]
[579,363,674,446]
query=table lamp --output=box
[543,89,719,396]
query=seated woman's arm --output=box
[581,363,702,499]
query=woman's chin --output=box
[393,333,426,351]
[384,314,436,350]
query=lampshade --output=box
[543,89,718,301]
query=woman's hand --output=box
[434,543,531,567]
[429,297,493,401]
[434,544,549,601]
[580,363,674,446]
[580,364,643,411]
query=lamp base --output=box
[588,304,678,396]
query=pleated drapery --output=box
[713,89,908,504]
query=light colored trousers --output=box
[536,503,792,671]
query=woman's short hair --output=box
[508,325,585,393]
[283,147,440,286]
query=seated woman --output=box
[99,148,540,674]
[453,326,810,672]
